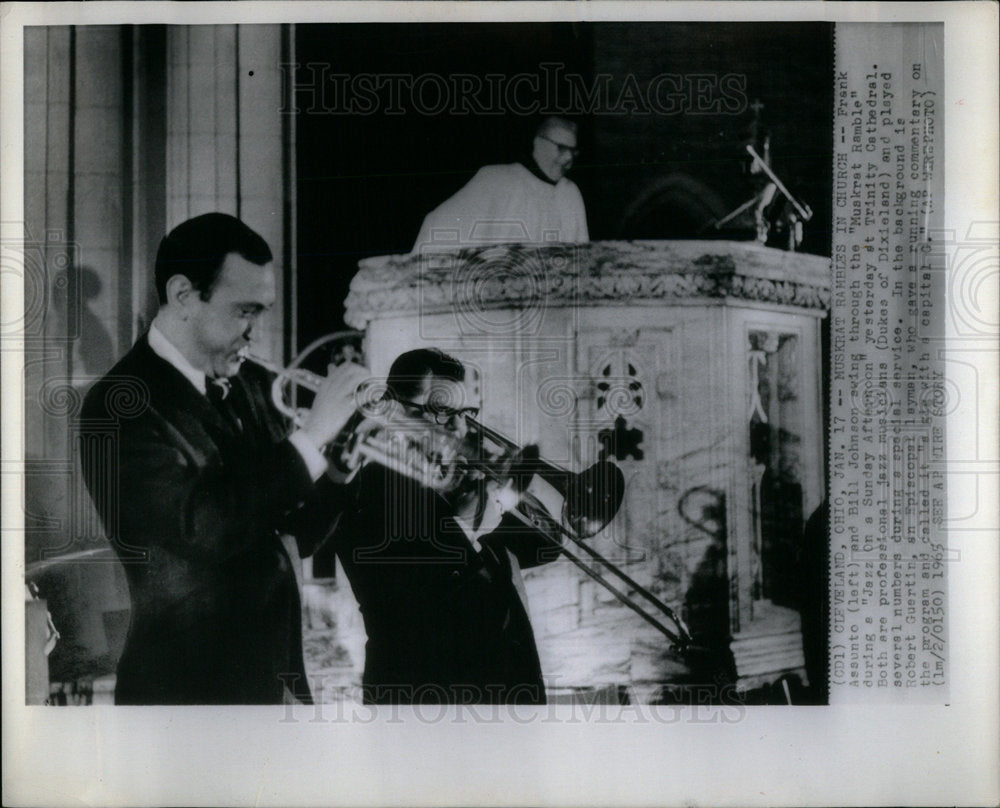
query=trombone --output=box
[468,419,693,651]
[245,338,693,652]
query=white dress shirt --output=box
[147,324,327,481]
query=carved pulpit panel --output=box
[347,241,830,700]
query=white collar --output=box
[148,322,208,396]
[452,515,484,553]
[517,160,565,188]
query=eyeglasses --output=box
[398,399,480,426]
[539,134,580,158]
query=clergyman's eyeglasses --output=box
[539,134,580,158]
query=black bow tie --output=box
[206,377,231,404]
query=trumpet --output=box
[244,330,363,427]
[245,337,692,650]
[246,336,471,492]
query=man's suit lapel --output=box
[129,336,243,453]
[436,512,484,566]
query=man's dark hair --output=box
[385,348,465,401]
[154,212,273,303]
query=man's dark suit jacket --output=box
[78,335,343,705]
[334,463,559,705]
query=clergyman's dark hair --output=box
[385,348,465,401]
[154,212,273,303]
[535,115,578,139]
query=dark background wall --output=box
[295,22,833,344]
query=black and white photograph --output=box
[2,3,997,807]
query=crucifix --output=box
[712,100,813,250]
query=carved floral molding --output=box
[345,240,831,329]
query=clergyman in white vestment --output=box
[413,116,589,250]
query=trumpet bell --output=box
[333,406,467,492]
[562,460,626,539]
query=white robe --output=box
[413,162,588,251]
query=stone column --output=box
[165,24,293,364]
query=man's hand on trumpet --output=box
[299,361,371,451]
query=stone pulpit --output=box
[342,240,830,701]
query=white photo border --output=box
[2,3,997,807]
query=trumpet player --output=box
[332,348,559,705]
[78,213,368,705]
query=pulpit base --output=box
[731,600,808,692]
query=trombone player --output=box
[332,348,559,705]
